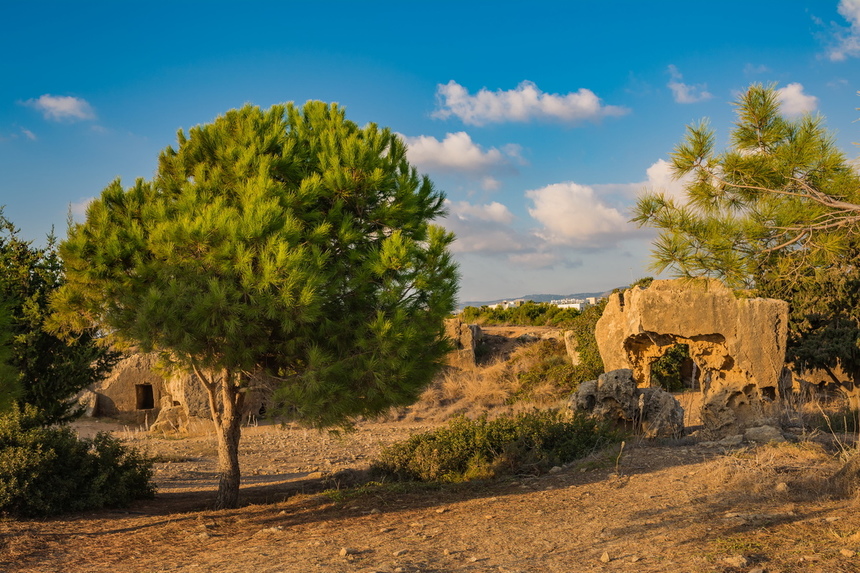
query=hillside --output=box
[459,289,618,309]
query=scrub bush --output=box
[0,405,154,517]
[371,409,618,482]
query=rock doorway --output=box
[595,279,788,435]
[135,383,154,410]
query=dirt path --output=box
[2,420,860,573]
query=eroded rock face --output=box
[91,353,166,418]
[595,279,788,435]
[563,331,580,366]
[444,318,482,368]
[570,369,684,438]
[90,352,269,434]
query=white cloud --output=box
[481,176,501,191]
[508,251,567,269]
[667,65,713,104]
[20,128,36,141]
[402,132,522,173]
[442,200,526,255]
[829,0,860,61]
[644,159,691,202]
[775,83,818,116]
[23,94,96,122]
[743,63,770,76]
[526,182,628,247]
[448,200,514,224]
[70,197,95,219]
[432,80,629,126]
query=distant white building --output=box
[487,298,528,310]
[549,297,595,311]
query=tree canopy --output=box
[51,101,459,508]
[632,84,860,387]
[0,212,118,423]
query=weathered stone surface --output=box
[444,318,482,368]
[563,331,580,366]
[570,369,684,438]
[594,279,788,435]
[74,389,99,417]
[150,404,188,434]
[93,352,270,432]
[92,353,166,417]
[744,425,786,444]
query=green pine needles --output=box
[632,84,860,399]
[51,101,459,508]
[633,84,860,289]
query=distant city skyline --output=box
[3,1,860,301]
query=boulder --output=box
[444,318,482,368]
[563,330,580,366]
[571,369,684,438]
[74,389,99,417]
[744,425,786,444]
[594,279,788,435]
[150,403,187,434]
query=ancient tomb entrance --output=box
[135,383,155,410]
[595,279,788,435]
[646,342,698,392]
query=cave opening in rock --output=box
[650,343,700,392]
[135,383,154,410]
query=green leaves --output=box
[633,84,860,384]
[0,210,119,424]
[53,100,458,430]
[633,84,860,289]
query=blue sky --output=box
[3,1,860,302]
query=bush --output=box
[651,344,690,392]
[461,302,582,328]
[0,405,155,517]
[371,410,618,482]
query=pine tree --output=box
[632,84,860,395]
[51,102,459,509]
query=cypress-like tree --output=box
[0,212,119,423]
[51,102,459,509]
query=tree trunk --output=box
[198,367,246,510]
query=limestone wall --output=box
[595,279,788,434]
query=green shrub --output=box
[460,302,582,328]
[371,410,618,482]
[0,405,155,517]
[650,344,690,392]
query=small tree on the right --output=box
[633,84,860,393]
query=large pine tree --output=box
[52,101,459,509]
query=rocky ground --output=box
[2,416,860,573]
[3,327,860,573]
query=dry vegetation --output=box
[3,330,860,573]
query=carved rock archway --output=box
[595,280,788,435]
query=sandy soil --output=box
[2,417,860,573]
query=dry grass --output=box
[401,337,575,423]
[706,441,842,503]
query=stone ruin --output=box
[593,279,789,435]
[82,320,482,434]
[82,353,270,434]
[444,317,482,369]
[571,369,685,438]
